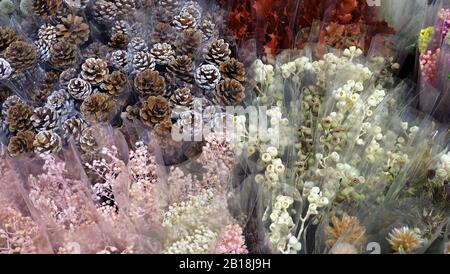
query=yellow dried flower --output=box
[386,227,422,253]
[324,214,367,249]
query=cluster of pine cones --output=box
[0,0,246,160]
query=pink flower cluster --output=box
[214,224,248,254]
[420,48,440,84]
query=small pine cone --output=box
[31,0,62,17]
[181,1,202,19]
[0,84,11,104]
[93,0,119,23]
[38,24,57,45]
[34,40,51,62]
[0,58,13,80]
[33,130,62,154]
[6,103,33,132]
[62,116,87,141]
[114,0,135,15]
[1,95,23,116]
[150,43,174,66]
[172,11,197,31]
[134,69,166,97]
[110,50,128,71]
[46,89,74,117]
[56,14,90,45]
[153,117,172,137]
[212,79,245,107]
[195,64,221,90]
[50,41,77,70]
[0,26,20,52]
[80,93,112,122]
[124,104,140,121]
[108,32,129,50]
[8,130,35,156]
[204,39,231,66]
[31,106,59,131]
[129,37,148,53]
[79,127,98,153]
[132,51,156,73]
[81,58,109,85]
[153,23,177,44]
[220,58,245,82]
[68,78,93,100]
[63,0,89,9]
[175,28,201,57]
[82,42,110,60]
[167,55,193,83]
[59,68,78,88]
[170,87,193,108]
[139,95,171,128]
[111,20,131,35]
[199,19,216,41]
[4,41,37,72]
[156,0,178,10]
[32,71,59,101]
[100,71,128,96]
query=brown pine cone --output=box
[204,39,231,66]
[132,51,156,73]
[93,0,119,23]
[175,28,201,58]
[129,37,148,53]
[31,0,62,17]
[153,23,177,44]
[194,64,221,90]
[0,58,13,80]
[167,55,193,83]
[115,0,135,14]
[219,58,245,82]
[79,127,98,153]
[80,93,112,122]
[59,68,78,88]
[31,106,59,131]
[34,39,51,62]
[81,58,109,85]
[68,78,93,100]
[199,19,216,41]
[38,24,57,45]
[100,71,128,97]
[111,20,131,35]
[153,117,173,137]
[139,95,171,128]
[124,104,140,121]
[156,0,178,10]
[180,1,202,19]
[212,79,245,107]
[134,69,166,97]
[0,27,20,52]
[110,50,128,71]
[56,14,90,45]
[108,32,129,50]
[172,11,197,31]
[50,41,77,70]
[34,71,60,101]
[0,84,11,104]
[45,89,74,117]
[1,95,23,116]
[82,42,110,60]
[4,41,37,72]
[6,103,33,132]
[33,130,62,154]
[170,87,193,108]
[8,130,35,157]
[62,116,87,141]
[150,43,174,66]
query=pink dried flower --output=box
[214,224,248,254]
[420,48,440,84]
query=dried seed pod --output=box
[0,26,20,52]
[134,69,166,97]
[38,24,57,45]
[100,71,128,96]
[56,14,90,45]
[80,93,112,122]
[175,28,201,57]
[172,11,197,30]
[139,95,171,128]
[132,51,156,73]
[212,79,245,107]
[219,58,245,82]
[62,116,87,141]
[59,68,78,88]
[79,127,98,153]
[150,43,174,66]
[93,0,119,23]
[34,39,51,62]
[0,58,13,80]
[8,130,35,156]
[204,39,231,66]
[167,55,193,83]
[31,106,59,131]
[6,103,33,132]
[110,50,128,71]
[170,87,193,108]
[81,58,109,85]
[50,41,77,70]
[4,41,37,72]
[45,89,74,117]
[33,130,62,154]
[31,0,62,17]
[82,42,110,60]
[129,37,148,53]
[108,32,129,50]
[153,23,177,44]
[68,78,93,100]
[194,64,221,90]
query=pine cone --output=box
[38,24,57,45]
[204,39,231,66]
[195,64,221,90]
[139,95,171,128]
[62,116,87,141]
[111,20,131,35]
[93,0,119,23]
[68,78,93,100]
[170,87,193,108]
[50,41,77,70]
[0,84,11,104]
[124,104,140,121]
[114,0,135,14]
[132,51,156,73]
[80,93,112,122]
[45,89,74,117]
[34,40,51,62]
[31,106,59,131]
[56,14,90,45]
[129,37,148,53]
[172,11,197,30]
[8,130,35,157]
[199,19,216,41]
[0,58,12,80]
[100,71,128,96]
[219,58,245,82]
[4,41,37,72]
[1,95,23,116]
[38,71,60,95]
[33,130,62,154]
[175,28,201,57]
[82,42,110,60]
[0,26,20,52]
[79,127,98,153]
[153,23,177,44]
[134,69,166,97]
[150,43,174,65]
[156,0,178,10]
[110,50,128,71]
[108,32,129,50]
[81,58,109,85]
[153,117,173,137]
[167,55,193,83]
[6,103,33,132]
[31,0,62,17]
[59,68,78,88]
[180,1,202,19]
[212,79,245,107]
